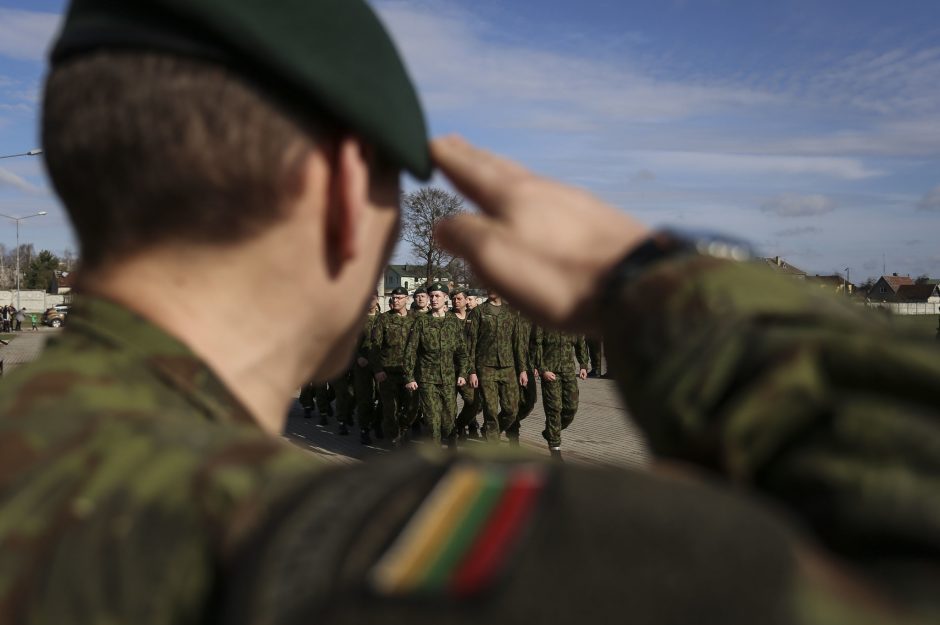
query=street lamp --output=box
[0,211,48,309]
[0,148,43,160]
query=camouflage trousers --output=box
[455,383,481,430]
[517,369,538,421]
[353,363,377,431]
[418,382,458,444]
[331,372,354,426]
[541,372,579,447]
[478,365,519,440]
[378,370,417,438]
[298,382,330,415]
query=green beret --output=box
[390,287,408,296]
[414,286,427,295]
[50,0,431,180]
[426,282,448,295]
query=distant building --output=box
[759,256,807,279]
[808,274,855,294]
[382,265,451,294]
[867,274,914,302]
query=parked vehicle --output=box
[42,305,70,328]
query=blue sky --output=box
[1,0,938,281]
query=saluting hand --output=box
[432,136,650,333]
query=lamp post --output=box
[0,212,48,309]
[0,148,42,160]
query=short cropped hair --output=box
[43,52,319,270]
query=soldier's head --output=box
[452,289,468,312]
[390,287,409,313]
[41,0,430,382]
[487,288,501,303]
[427,283,449,312]
[467,292,479,309]
[414,287,429,309]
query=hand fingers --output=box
[430,135,531,216]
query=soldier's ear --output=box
[325,136,369,272]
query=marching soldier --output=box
[534,327,590,459]
[411,286,430,314]
[467,289,527,444]
[450,288,482,438]
[354,294,382,444]
[403,283,468,446]
[370,286,418,446]
[516,314,539,425]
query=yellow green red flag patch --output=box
[369,462,547,598]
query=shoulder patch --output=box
[369,461,548,599]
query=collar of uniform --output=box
[63,296,258,428]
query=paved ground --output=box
[0,328,54,374]
[1,329,651,467]
[285,377,650,468]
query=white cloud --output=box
[774,226,821,237]
[0,9,62,62]
[375,0,776,125]
[761,194,836,218]
[638,151,879,180]
[917,186,940,212]
[0,167,44,194]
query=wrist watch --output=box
[603,228,755,297]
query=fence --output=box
[866,301,940,315]
[0,291,67,313]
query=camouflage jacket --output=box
[357,313,379,360]
[0,297,322,624]
[534,328,589,375]
[369,310,416,373]
[467,301,525,373]
[403,313,468,385]
[516,316,538,371]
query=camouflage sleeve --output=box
[467,308,480,376]
[575,335,589,371]
[452,318,468,380]
[403,315,422,384]
[357,318,373,359]
[601,255,940,570]
[533,325,543,371]
[369,314,385,374]
[513,312,527,373]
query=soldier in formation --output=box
[450,288,482,438]
[370,286,418,446]
[534,327,590,459]
[467,289,528,444]
[403,283,468,446]
[354,293,382,444]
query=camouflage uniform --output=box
[534,328,589,448]
[403,313,468,444]
[369,309,418,440]
[516,316,539,422]
[451,311,481,434]
[467,300,526,441]
[353,312,380,434]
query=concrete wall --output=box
[0,291,66,312]
[868,301,940,315]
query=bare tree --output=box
[401,187,465,284]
